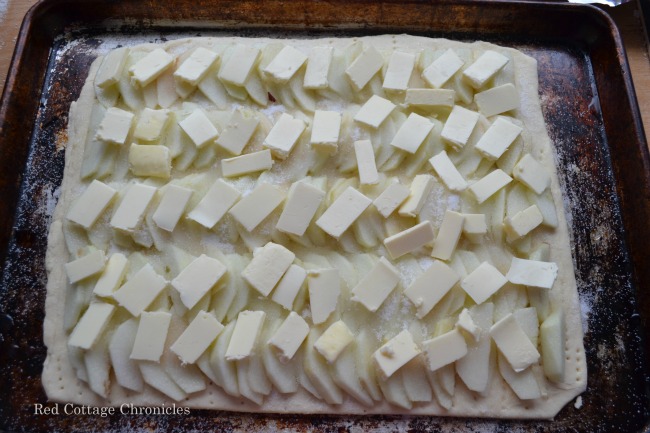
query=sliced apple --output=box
[498,353,541,400]
[514,307,539,347]
[540,309,566,383]
[303,328,344,404]
[378,371,412,410]
[289,71,316,112]
[68,345,88,383]
[196,351,219,384]
[210,255,241,322]
[456,302,494,393]
[163,317,207,394]
[237,359,264,405]
[139,361,187,401]
[427,369,453,410]
[84,333,111,398]
[208,321,240,397]
[401,356,433,403]
[198,71,229,109]
[331,342,373,406]
[95,82,119,108]
[355,329,383,401]
[108,318,144,392]
[437,364,456,396]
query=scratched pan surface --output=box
[1,0,649,432]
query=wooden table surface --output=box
[1,0,649,143]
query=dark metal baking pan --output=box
[1,0,649,431]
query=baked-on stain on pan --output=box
[0,0,649,431]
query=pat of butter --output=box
[308,268,340,325]
[263,45,308,82]
[129,48,174,87]
[506,257,558,289]
[504,204,543,242]
[130,311,172,362]
[187,179,241,229]
[173,47,219,86]
[276,182,325,237]
[468,169,513,204]
[152,184,193,232]
[66,180,117,229]
[172,254,228,309]
[461,261,507,304]
[133,108,171,142]
[354,140,379,185]
[456,308,481,342]
[429,150,468,192]
[263,113,306,159]
[462,50,509,88]
[95,47,129,88]
[216,109,260,155]
[229,183,285,231]
[113,264,168,317]
[242,242,295,297]
[303,46,333,89]
[475,117,523,160]
[513,154,551,194]
[65,249,106,284]
[422,329,468,371]
[440,105,480,148]
[422,49,464,88]
[268,311,310,363]
[311,110,342,153]
[405,89,455,108]
[271,264,307,310]
[170,311,225,364]
[490,313,540,372]
[475,83,520,117]
[314,320,355,363]
[68,302,115,349]
[399,174,435,217]
[218,44,260,86]
[221,149,274,178]
[373,330,421,379]
[431,210,464,261]
[316,186,372,239]
[225,310,266,360]
[128,144,171,179]
[345,45,384,91]
[384,221,435,259]
[110,183,157,231]
[390,113,434,154]
[96,107,134,145]
[373,182,410,218]
[93,253,128,297]
[383,51,416,91]
[351,257,401,312]
[404,260,459,319]
[462,213,487,240]
[354,95,396,128]
[178,109,219,148]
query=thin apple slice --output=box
[209,321,240,397]
[427,369,453,410]
[437,364,456,396]
[247,353,273,396]
[108,318,144,392]
[84,333,111,398]
[260,317,299,394]
[68,345,88,383]
[244,71,268,107]
[331,342,373,406]
[378,371,412,410]
[225,256,250,322]
[540,309,566,383]
[289,71,316,112]
[198,70,229,109]
[236,359,264,405]
[401,357,433,403]
[210,254,241,322]
[456,302,494,393]
[196,351,219,384]
[95,83,119,108]
[303,328,344,404]
[354,329,382,402]
[139,361,187,401]
[163,317,207,394]
[498,353,541,400]
[514,307,540,347]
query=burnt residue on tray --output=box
[1,1,649,432]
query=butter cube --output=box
[216,109,260,155]
[133,108,171,142]
[429,150,468,192]
[462,50,509,88]
[130,311,172,362]
[65,250,106,284]
[95,47,129,88]
[461,261,507,304]
[174,47,219,86]
[241,242,295,297]
[263,45,308,82]
[96,107,134,145]
[66,180,117,229]
[513,154,551,194]
[268,311,310,362]
[229,183,285,232]
[276,182,325,237]
[178,109,219,148]
[431,210,464,261]
[383,51,416,91]
[469,169,513,204]
[390,113,434,154]
[399,174,435,217]
[351,257,401,312]
[110,183,157,231]
[422,329,468,371]
[152,184,193,232]
[383,221,435,259]
[506,257,558,289]
[218,44,260,86]
[405,89,455,108]
[68,302,115,349]
[271,264,307,310]
[221,149,273,178]
[311,110,342,153]
[170,311,225,364]
[475,83,520,117]
[128,144,171,179]
[404,260,459,319]
[187,179,241,229]
[490,313,540,372]
[373,330,420,379]
[475,117,522,160]
[354,95,396,128]
[225,310,266,360]
[314,320,354,363]
[93,253,128,297]
[354,139,379,185]
[129,48,174,87]
[112,264,167,317]
[441,105,480,148]
[422,49,464,88]
[373,182,410,218]
[263,113,306,159]
[316,186,372,239]
[345,45,384,91]
[304,46,333,89]
[504,204,543,242]
[172,254,227,309]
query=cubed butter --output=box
[468,169,513,204]
[268,311,310,362]
[130,311,172,362]
[133,108,171,142]
[354,95,396,128]
[68,302,115,349]
[276,182,325,237]
[316,186,372,239]
[373,330,420,379]
[271,264,307,310]
[174,47,219,86]
[431,210,464,261]
[228,183,285,231]
[263,113,306,159]
[65,250,106,284]
[345,45,384,91]
[399,174,435,217]
[152,184,193,232]
[383,51,416,91]
[460,261,507,304]
[308,268,340,325]
[351,257,401,312]
[504,204,543,242]
[506,257,558,289]
[129,48,174,86]
[241,242,295,297]
[475,83,520,117]
[422,49,464,88]
[218,44,260,86]
[475,117,522,161]
[128,144,171,179]
[422,329,468,371]
[440,105,480,148]
[221,149,274,178]
[490,313,540,372]
[429,150,468,192]
[513,154,551,195]
[170,311,225,364]
[354,139,379,185]
[390,113,434,154]
[110,183,157,231]
[404,260,459,319]
[187,179,241,229]
[373,182,410,218]
[314,320,355,363]
[172,254,227,309]
[216,109,260,155]
[225,310,266,360]
[462,50,509,88]
[95,107,134,145]
[66,180,117,229]
[263,45,308,82]
[304,46,333,89]
[178,109,219,148]
[112,264,168,317]
[384,221,435,259]
[311,110,342,153]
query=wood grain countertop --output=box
[0,0,649,145]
